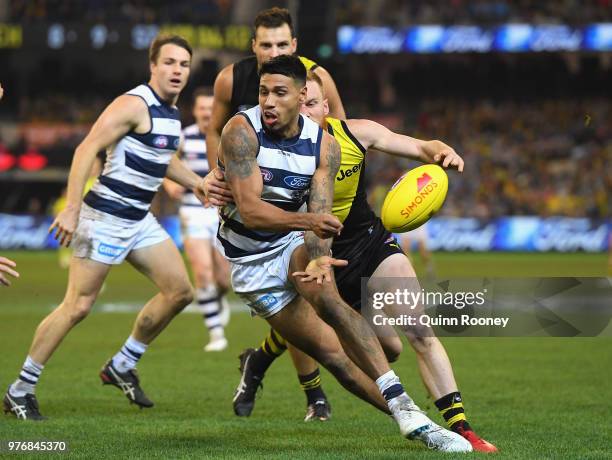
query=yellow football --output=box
[381,164,449,233]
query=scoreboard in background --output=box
[0,23,251,51]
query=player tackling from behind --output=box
[4,35,206,420]
[207,71,497,452]
[216,54,471,452]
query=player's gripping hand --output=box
[421,140,464,172]
[49,207,80,247]
[310,214,343,239]
[0,256,19,286]
[203,168,234,206]
[193,177,212,208]
[292,256,348,285]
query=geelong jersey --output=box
[180,124,209,207]
[83,84,181,222]
[325,117,378,260]
[217,106,323,263]
[230,55,319,115]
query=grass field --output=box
[1,251,611,459]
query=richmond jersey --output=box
[325,117,378,260]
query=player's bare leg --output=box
[5,256,110,420]
[369,253,497,452]
[184,237,227,351]
[100,239,193,409]
[212,243,232,330]
[127,239,193,343]
[30,257,110,364]
[289,245,471,451]
[289,244,391,380]
[266,296,388,413]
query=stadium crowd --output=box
[7,0,611,25]
[2,93,609,219]
[367,98,611,219]
[335,0,611,26]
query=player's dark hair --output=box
[254,7,294,37]
[259,55,306,86]
[149,34,193,64]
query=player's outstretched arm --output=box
[166,154,206,202]
[49,95,145,247]
[295,132,347,284]
[221,116,341,237]
[0,256,19,287]
[315,66,346,120]
[206,65,234,172]
[162,142,186,200]
[347,119,464,172]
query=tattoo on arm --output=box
[305,136,341,258]
[222,119,258,181]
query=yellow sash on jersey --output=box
[326,117,366,223]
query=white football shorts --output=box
[230,232,304,318]
[73,204,169,265]
[179,205,219,240]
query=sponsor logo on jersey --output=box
[173,137,180,149]
[337,161,363,181]
[283,176,310,189]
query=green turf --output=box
[0,251,610,458]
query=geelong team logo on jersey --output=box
[283,176,310,189]
[260,168,273,182]
[153,135,169,148]
[173,137,180,149]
